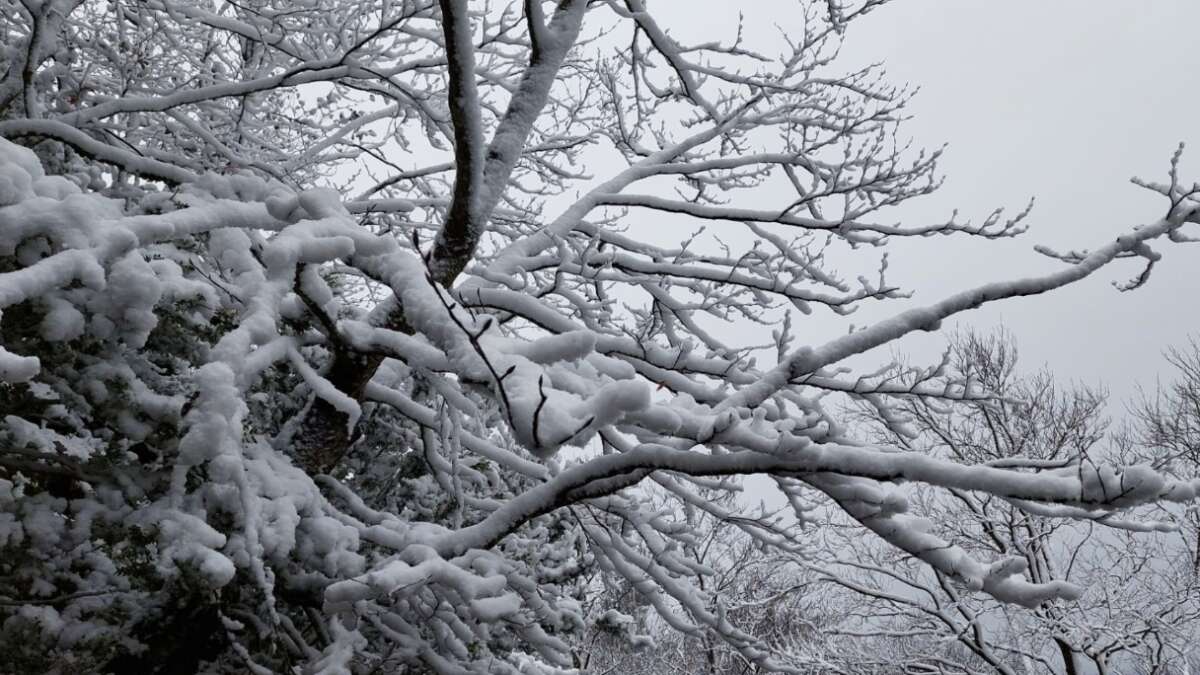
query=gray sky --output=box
[845,1,1200,400]
[833,8,1199,658]
[655,0,1200,408]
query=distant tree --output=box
[2,1,1200,673]
[574,489,855,674]
[1126,337,1200,489]
[830,331,1200,674]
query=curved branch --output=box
[0,119,198,184]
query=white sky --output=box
[652,0,1200,409]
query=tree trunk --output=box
[293,350,384,473]
[1054,637,1083,675]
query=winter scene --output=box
[2,1,1200,673]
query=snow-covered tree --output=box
[828,331,1200,674]
[3,1,1200,673]
[578,499,885,674]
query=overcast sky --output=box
[649,1,1200,410]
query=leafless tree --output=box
[2,1,1200,673]
[833,331,1200,674]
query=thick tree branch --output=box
[426,0,587,286]
[426,0,486,287]
[295,0,590,473]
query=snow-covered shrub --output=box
[0,140,593,673]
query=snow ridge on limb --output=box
[720,207,1200,415]
[427,0,588,287]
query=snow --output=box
[0,162,35,206]
[0,346,39,382]
[324,548,508,607]
[154,510,235,588]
